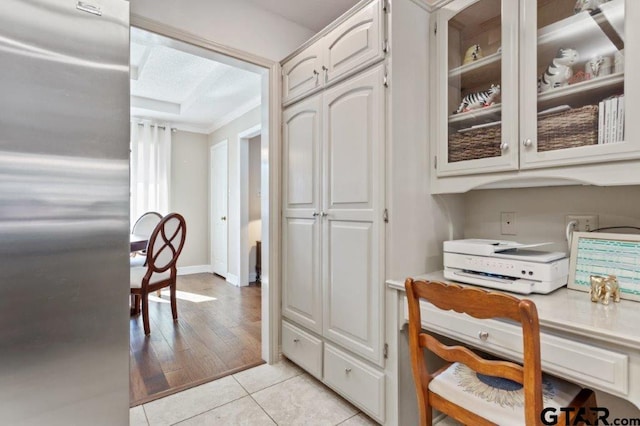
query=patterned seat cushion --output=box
[429,362,581,425]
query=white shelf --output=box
[449,52,501,78]
[448,103,501,125]
[537,72,624,110]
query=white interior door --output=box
[211,141,228,277]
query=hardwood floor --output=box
[129,273,263,406]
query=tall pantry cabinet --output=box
[280,0,449,423]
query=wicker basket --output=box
[448,125,501,163]
[537,105,598,152]
[447,105,599,162]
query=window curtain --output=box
[130,121,172,224]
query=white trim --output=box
[226,273,239,286]
[131,17,281,365]
[207,97,262,134]
[177,265,213,276]
[238,123,263,288]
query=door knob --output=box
[221,216,227,221]
[500,142,509,151]
[523,138,533,147]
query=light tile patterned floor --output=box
[130,358,379,426]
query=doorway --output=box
[128,23,280,406]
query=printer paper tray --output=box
[444,269,535,294]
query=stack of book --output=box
[598,95,625,144]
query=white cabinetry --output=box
[282,45,323,106]
[281,1,437,423]
[281,0,384,106]
[432,0,640,193]
[282,63,386,357]
[281,63,386,421]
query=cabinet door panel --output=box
[282,43,322,104]
[282,95,322,333]
[282,218,322,333]
[324,0,384,84]
[324,220,380,361]
[283,95,322,211]
[520,0,640,169]
[435,0,519,176]
[322,65,385,365]
[323,66,384,212]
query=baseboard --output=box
[249,272,257,282]
[177,265,213,276]
[226,273,239,286]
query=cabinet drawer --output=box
[282,321,323,379]
[282,43,323,104]
[406,301,629,396]
[323,0,384,84]
[323,344,385,422]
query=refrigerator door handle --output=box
[76,1,102,16]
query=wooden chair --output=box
[130,211,163,295]
[405,278,597,426]
[131,213,187,335]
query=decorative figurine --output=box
[590,274,621,305]
[574,0,609,14]
[454,84,500,114]
[538,48,579,93]
[463,44,483,65]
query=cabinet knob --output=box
[345,368,352,374]
[478,331,489,341]
[312,212,319,217]
[313,69,319,76]
[221,216,227,221]
[320,211,328,217]
[500,142,509,151]
[293,338,300,343]
[523,138,533,147]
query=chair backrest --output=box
[143,213,187,284]
[132,211,162,238]
[404,278,543,425]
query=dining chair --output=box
[130,213,187,335]
[130,211,162,260]
[131,211,163,294]
[405,278,597,426]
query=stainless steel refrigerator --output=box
[0,1,130,424]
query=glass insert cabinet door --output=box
[520,0,640,169]
[435,0,519,176]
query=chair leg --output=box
[130,294,141,315]
[157,290,161,297]
[170,283,178,321]
[142,293,150,335]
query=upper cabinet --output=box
[433,0,640,192]
[281,0,385,105]
[282,44,323,105]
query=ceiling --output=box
[130,1,441,134]
[130,31,262,134]
[244,0,361,32]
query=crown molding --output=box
[206,96,262,134]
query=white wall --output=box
[249,135,262,281]
[463,185,640,252]
[170,130,210,267]
[130,0,314,62]
[209,106,261,283]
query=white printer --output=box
[443,239,568,294]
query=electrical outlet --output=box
[566,214,599,232]
[501,212,517,235]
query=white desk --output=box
[386,271,640,421]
